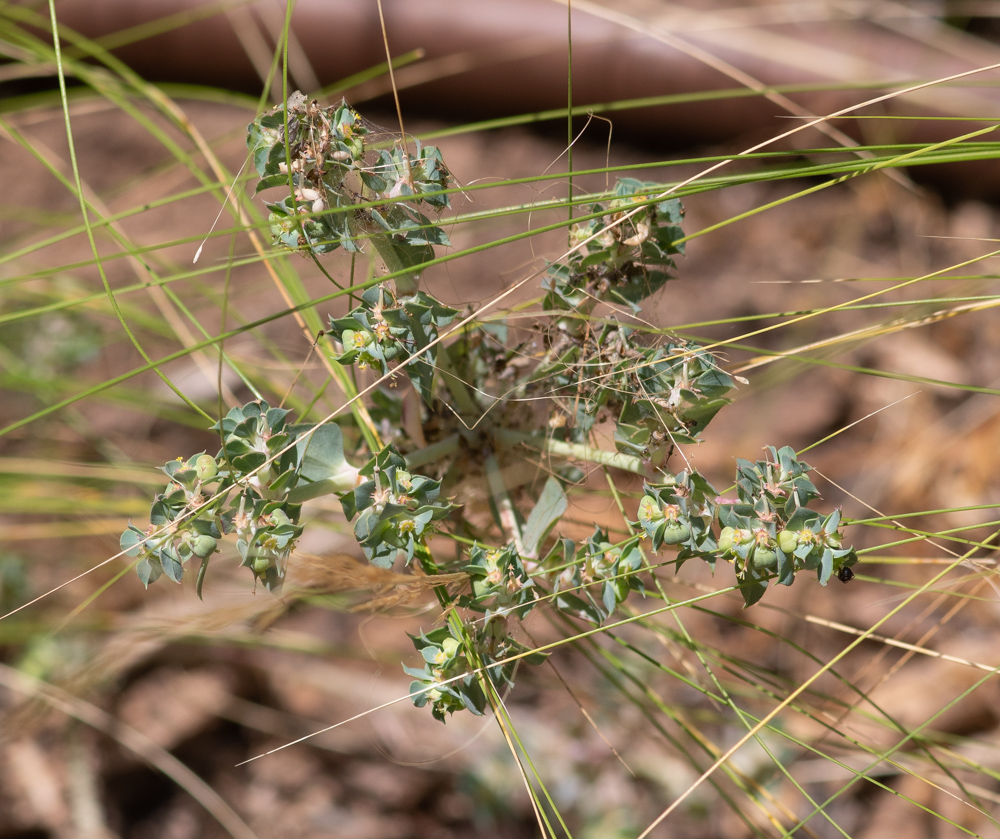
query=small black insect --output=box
[837,566,856,583]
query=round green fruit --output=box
[194,454,218,481]
[718,526,736,553]
[189,534,217,559]
[777,530,799,555]
[752,547,778,571]
[661,521,691,545]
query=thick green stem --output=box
[285,466,360,503]
[404,434,461,470]
[495,429,648,475]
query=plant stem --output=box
[285,466,360,503]
[496,429,648,475]
[404,434,461,470]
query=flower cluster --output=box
[716,446,857,605]
[544,178,685,319]
[247,93,451,268]
[338,445,455,568]
[326,285,458,402]
[405,619,547,722]
[120,452,229,590]
[122,401,353,593]
[528,180,732,463]
[461,544,537,620]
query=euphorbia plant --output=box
[122,93,858,722]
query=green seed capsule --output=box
[777,530,799,555]
[194,454,218,481]
[252,556,271,574]
[662,521,691,545]
[752,547,778,571]
[719,526,736,553]
[190,535,217,559]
